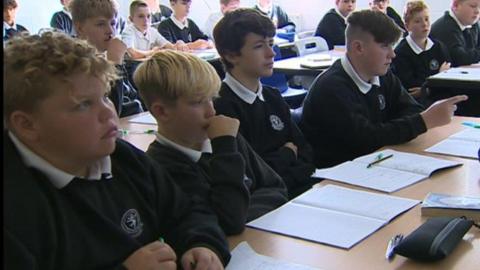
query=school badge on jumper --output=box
[378,94,386,110]
[270,115,284,131]
[429,59,440,71]
[121,209,144,237]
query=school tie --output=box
[4,28,16,40]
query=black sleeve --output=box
[50,12,61,29]
[237,134,288,221]
[4,228,38,270]
[110,64,143,118]
[158,20,176,43]
[188,19,209,41]
[148,157,231,265]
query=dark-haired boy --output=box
[4,31,228,270]
[430,0,480,66]
[315,0,356,50]
[3,0,28,41]
[300,10,467,168]
[213,8,316,199]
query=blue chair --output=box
[261,45,308,109]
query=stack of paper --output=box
[127,113,157,125]
[247,185,419,249]
[226,242,319,270]
[313,149,462,192]
[426,128,480,159]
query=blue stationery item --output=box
[462,121,480,129]
[276,32,295,42]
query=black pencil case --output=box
[394,217,473,261]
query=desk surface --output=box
[119,115,480,270]
[273,49,345,76]
[427,64,480,90]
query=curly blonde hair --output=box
[133,50,221,109]
[4,31,118,119]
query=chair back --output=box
[294,36,329,56]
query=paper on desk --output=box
[226,242,320,270]
[426,129,480,159]
[127,113,157,125]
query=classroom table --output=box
[273,49,345,76]
[119,115,480,270]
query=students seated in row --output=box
[3,0,28,41]
[300,10,467,168]
[122,0,176,60]
[254,0,296,33]
[213,8,316,199]
[370,0,407,33]
[431,0,480,66]
[315,0,356,50]
[204,0,241,40]
[133,50,288,234]
[392,0,451,106]
[4,31,229,270]
[71,0,143,118]
[50,0,75,36]
[158,0,213,50]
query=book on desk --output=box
[313,149,462,193]
[421,192,480,221]
[247,184,419,249]
[426,128,480,159]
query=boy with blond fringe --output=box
[4,32,229,270]
[70,0,143,117]
[133,50,288,234]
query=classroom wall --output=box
[17,0,453,35]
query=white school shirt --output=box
[121,24,169,50]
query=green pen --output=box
[158,237,164,243]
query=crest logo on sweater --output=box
[121,209,144,237]
[270,115,284,131]
[378,94,386,110]
[429,59,439,71]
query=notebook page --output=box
[450,128,480,142]
[426,138,480,159]
[354,149,462,176]
[293,185,419,221]
[313,161,425,193]
[226,242,320,270]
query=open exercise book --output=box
[247,185,419,249]
[426,128,480,159]
[226,242,319,270]
[313,149,462,193]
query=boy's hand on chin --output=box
[207,115,240,139]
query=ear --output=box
[350,39,364,55]
[128,15,133,22]
[149,100,173,123]
[8,111,40,142]
[223,51,240,67]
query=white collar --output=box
[130,23,148,37]
[448,10,472,31]
[4,21,17,30]
[61,9,72,19]
[9,132,112,189]
[223,72,264,104]
[341,56,380,94]
[155,132,212,162]
[171,15,189,30]
[335,8,347,22]
[256,4,272,14]
[405,35,434,54]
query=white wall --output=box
[17,0,452,35]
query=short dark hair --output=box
[4,0,17,9]
[346,9,402,45]
[213,8,275,71]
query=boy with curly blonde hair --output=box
[4,31,229,270]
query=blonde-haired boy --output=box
[133,50,288,234]
[70,0,143,117]
[4,31,229,270]
[122,0,176,60]
[431,0,480,66]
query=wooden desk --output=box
[229,116,480,270]
[273,50,344,76]
[120,115,480,269]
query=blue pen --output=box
[462,121,480,129]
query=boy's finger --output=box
[447,95,468,105]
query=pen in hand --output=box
[367,153,394,168]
